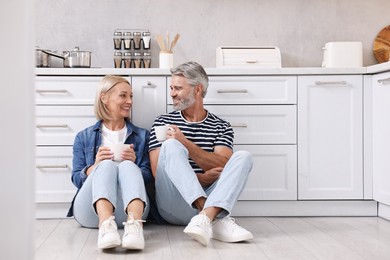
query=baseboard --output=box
[378,202,390,221]
[232,200,378,217]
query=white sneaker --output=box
[212,217,253,243]
[97,216,121,249]
[183,211,212,246]
[122,213,145,250]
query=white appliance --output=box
[322,42,363,68]
[216,46,281,68]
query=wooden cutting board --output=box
[373,25,390,63]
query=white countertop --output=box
[36,62,390,76]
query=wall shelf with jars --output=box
[113,29,151,68]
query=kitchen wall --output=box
[35,0,389,68]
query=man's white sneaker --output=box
[97,216,121,249]
[183,211,212,246]
[122,213,145,250]
[212,217,253,243]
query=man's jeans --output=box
[155,139,253,225]
[73,160,149,228]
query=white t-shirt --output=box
[101,124,127,146]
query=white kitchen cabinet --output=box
[131,76,167,130]
[372,71,390,206]
[168,76,298,200]
[298,75,363,199]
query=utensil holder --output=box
[159,51,173,68]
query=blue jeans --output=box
[73,160,149,228]
[155,139,253,225]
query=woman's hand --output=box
[197,167,223,186]
[121,144,136,162]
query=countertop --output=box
[36,62,390,76]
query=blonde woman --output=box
[68,75,151,250]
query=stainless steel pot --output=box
[35,47,51,67]
[39,47,92,68]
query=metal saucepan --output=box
[38,47,92,68]
[35,47,51,67]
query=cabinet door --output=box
[35,146,76,203]
[36,106,95,145]
[236,145,297,200]
[35,76,102,105]
[372,72,390,205]
[298,75,363,199]
[131,76,167,130]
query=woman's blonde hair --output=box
[94,75,131,121]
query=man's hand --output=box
[197,167,223,186]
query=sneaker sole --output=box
[98,239,121,249]
[122,241,145,250]
[212,232,253,243]
[183,226,210,246]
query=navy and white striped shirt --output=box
[148,110,234,173]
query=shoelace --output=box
[221,217,238,228]
[100,216,117,235]
[122,219,146,236]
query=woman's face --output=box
[101,82,133,120]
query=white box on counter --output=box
[216,46,282,68]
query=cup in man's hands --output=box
[108,143,130,161]
[155,125,169,142]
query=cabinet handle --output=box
[36,124,69,128]
[142,81,156,88]
[217,89,248,94]
[231,124,248,128]
[36,89,68,93]
[246,60,258,64]
[315,81,347,85]
[378,78,390,84]
[36,164,68,169]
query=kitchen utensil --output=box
[133,32,142,50]
[169,33,180,52]
[142,32,151,49]
[39,47,92,68]
[35,47,51,67]
[156,34,166,51]
[374,25,390,63]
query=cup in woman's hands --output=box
[108,143,130,161]
[155,125,169,142]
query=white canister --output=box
[159,51,173,68]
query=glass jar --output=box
[133,32,142,50]
[114,52,122,68]
[123,32,132,50]
[142,32,151,49]
[123,52,132,68]
[113,32,122,50]
[143,52,151,68]
[133,52,142,68]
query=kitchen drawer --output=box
[36,105,95,145]
[167,76,297,105]
[35,76,103,105]
[236,145,297,200]
[35,146,76,203]
[205,105,297,144]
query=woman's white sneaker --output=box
[97,216,121,249]
[212,217,253,243]
[122,213,145,250]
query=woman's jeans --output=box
[73,160,149,228]
[155,139,253,225]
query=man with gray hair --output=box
[148,61,253,246]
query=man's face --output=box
[170,75,196,111]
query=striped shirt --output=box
[148,110,234,173]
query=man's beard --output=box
[173,89,195,111]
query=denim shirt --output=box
[67,120,152,217]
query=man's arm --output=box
[149,148,160,178]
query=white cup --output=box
[108,143,130,162]
[155,125,169,142]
